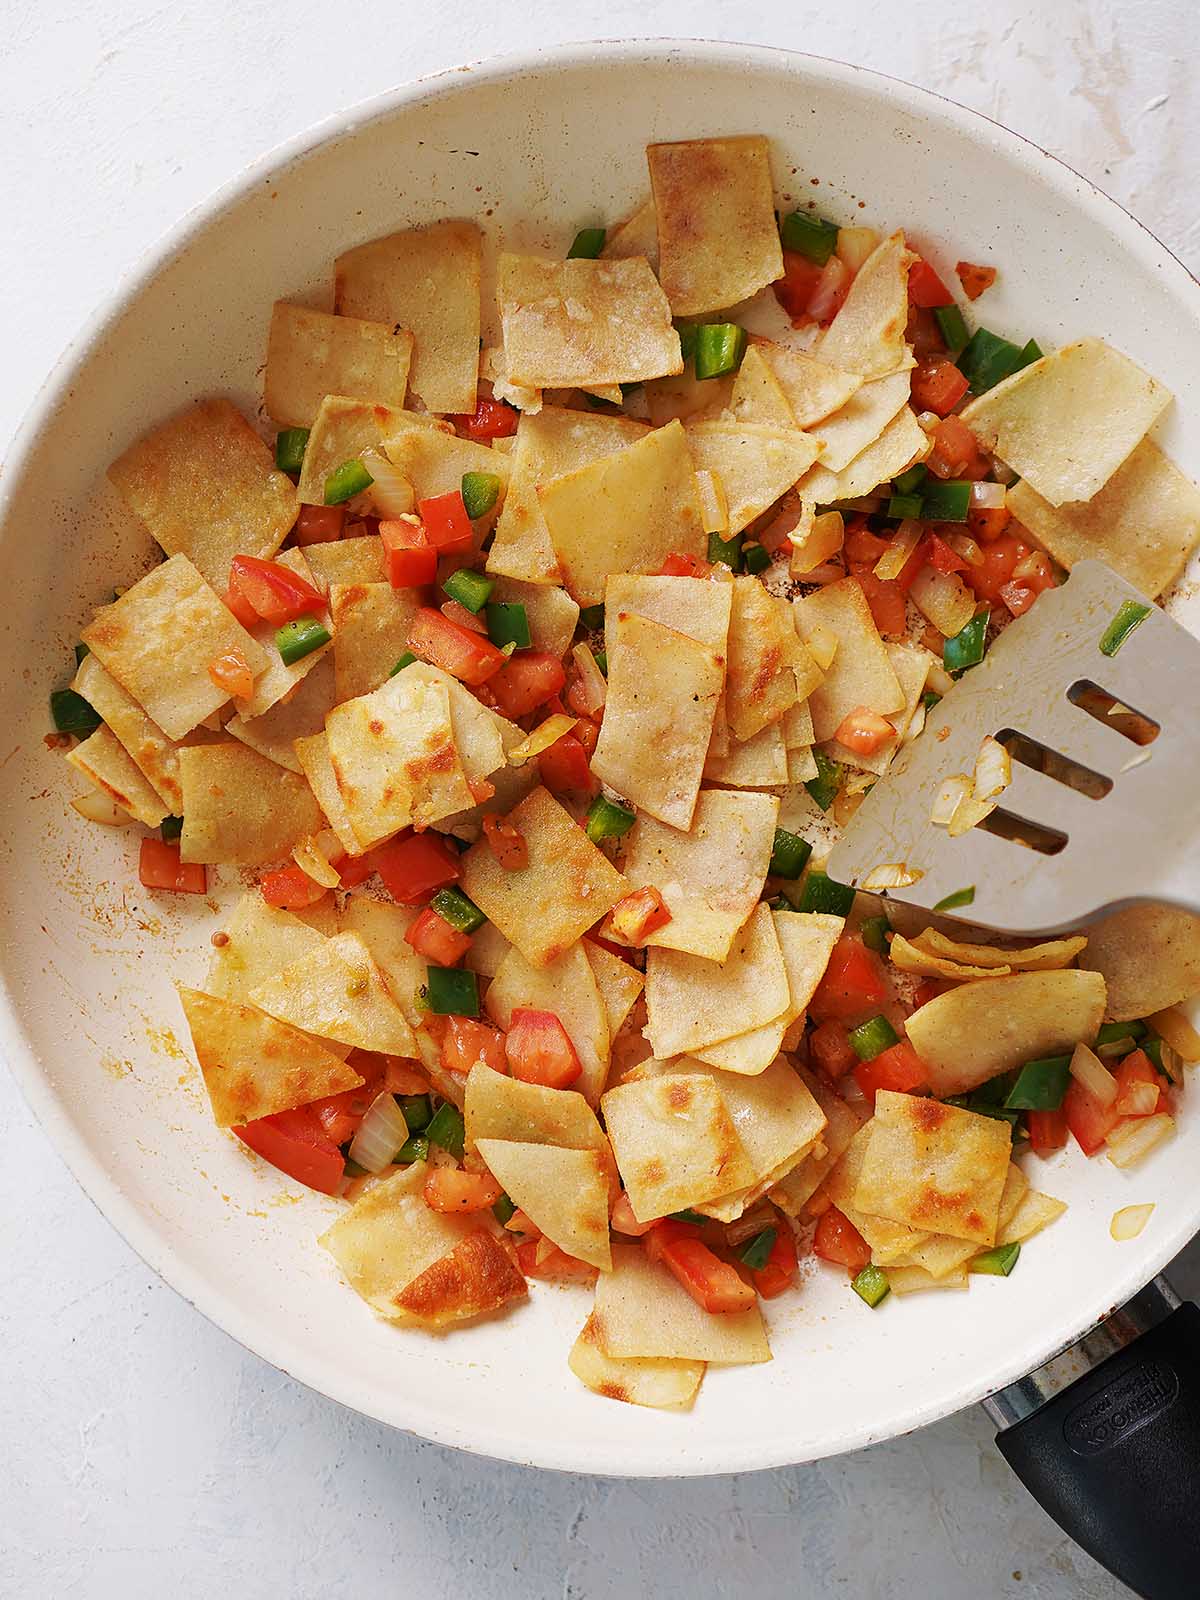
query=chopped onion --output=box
[359,448,415,517]
[947,796,996,838]
[916,410,941,433]
[808,254,849,322]
[1070,1041,1117,1106]
[990,459,1020,486]
[348,1092,409,1174]
[725,1200,779,1247]
[836,226,880,275]
[507,712,577,766]
[1106,1113,1174,1169]
[1110,1203,1155,1241]
[805,622,839,670]
[695,468,729,534]
[1013,550,1052,583]
[873,519,923,580]
[946,532,984,567]
[909,565,977,638]
[903,703,927,743]
[790,508,844,575]
[1147,1006,1200,1062]
[861,861,924,891]
[293,832,341,888]
[970,480,1007,511]
[926,660,955,696]
[571,642,607,713]
[973,735,1011,802]
[71,788,135,826]
[1119,1080,1160,1117]
[441,598,489,634]
[931,773,973,827]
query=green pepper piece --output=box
[276,615,331,666]
[396,1134,430,1164]
[779,211,839,264]
[769,826,812,880]
[389,651,418,676]
[707,529,743,570]
[431,887,487,933]
[567,226,606,260]
[798,869,855,917]
[425,1102,466,1158]
[694,323,748,381]
[160,814,184,843]
[1099,599,1151,658]
[739,1228,778,1271]
[919,479,972,523]
[492,1193,517,1225]
[398,1094,432,1132]
[860,915,890,954]
[324,457,374,505]
[484,602,531,650]
[443,567,494,614]
[804,749,843,812]
[932,886,976,912]
[957,327,1026,394]
[668,1209,708,1225]
[943,612,989,677]
[887,494,924,521]
[585,793,636,845]
[1003,1056,1073,1111]
[742,542,771,575]
[461,470,502,520]
[579,604,605,630]
[50,687,101,736]
[424,966,480,1018]
[971,1242,1021,1276]
[851,1264,891,1307]
[893,463,928,495]
[849,1015,900,1062]
[275,427,310,474]
[933,304,970,356]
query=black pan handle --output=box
[987,1281,1200,1598]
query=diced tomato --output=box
[538,733,595,796]
[506,1208,541,1238]
[487,651,566,718]
[807,255,850,324]
[752,1225,799,1300]
[911,357,969,417]
[650,1225,758,1314]
[517,1240,597,1282]
[966,533,1040,602]
[259,862,327,909]
[956,261,997,301]
[293,504,346,545]
[833,706,894,756]
[908,257,954,308]
[232,1107,344,1194]
[482,813,528,871]
[1027,1106,1069,1156]
[911,978,947,1009]
[441,1015,508,1078]
[611,1192,654,1236]
[924,533,970,575]
[968,500,1011,543]
[309,1054,387,1145]
[442,597,489,634]
[423,1166,503,1213]
[138,838,207,894]
[408,606,505,685]
[843,521,889,569]
[229,554,324,626]
[332,851,375,888]
[854,1040,929,1105]
[380,516,437,587]
[1064,1076,1123,1157]
[223,584,260,630]
[657,550,712,577]
[611,887,672,946]
[998,580,1038,617]
[405,905,472,965]
[855,572,909,637]
[452,398,520,441]
[812,1206,872,1275]
[810,936,889,1025]
[773,249,827,323]
[810,1019,858,1081]
[505,1007,583,1089]
[383,1057,431,1095]
[373,830,461,903]
[926,415,990,481]
[417,490,475,556]
[207,647,255,700]
[1113,1050,1164,1118]
[906,304,946,360]
[573,716,599,757]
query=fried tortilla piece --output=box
[684,422,819,536]
[458,786,627,968]
[757,344,863,428]
[392,1229,528,1328]
[914,929,1088,972]
[302,535,387,592]
[816,232,915,379]
[177,986,362,1127]
[336,897,426,1025]
[703,722,789,789]
[264,302,413,426]
[178,741,325,865]
[334,220,482,415]
[1078,904,1200,1021]
[794,577,904,741]
[498,253,681,390]
[647,136,783,317]
[887,1263,969,1294]
[568,1313,703,1410]
[854,1090,1012,1246]
[961,338,1171,506]
[206,892,327,1005]
[475,1140,612,1270]
[769,1064,864,1215]
[488,577,580,656]
[601,1072,755,1221]
[826,1124,931,1264]
[249,929,418,1056]
[726,344,798,428]
[65,725,168,828]
[484,943,610,1106]
[888,933,1012,982]
[235,548,334,720]
[463,1063,609,1155]
[644,903,791,1058]
[601,197,660,270]
[1006,438,1200,597]
[797,405,930,504]
[107,398,297,589]
[1001,1187,1068,1245]
[81,554,271,741]
[821,641,932,777]
[603,572,732,654]
[331,582,422,702]
[225,653,338,774]
[889,1164,1030,1279]
[808,363,914,473]
[71,654,185,811]
[295,395,413,506]
[594,1242,770,1363]
[725,577,817,742]
[538,420,705,606]
[904,970,1107,1096]
[583,940,645,1039]
[294,731,368,859]
[382,420,511,505]
[591,612,724,830]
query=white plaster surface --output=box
[3,3,1199,1595]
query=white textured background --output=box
[3,4,1199,1596]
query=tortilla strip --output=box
[392,1229,528,1328]
[294,395,413,507]
[770,1065,864,1215]
[601,1072,755,1221]
[584,940,645,1040]
[179,741,325,865]
[821,641,933,776]
[727,345,798,428]
[594,1243,770,1364]
[225,653,337,774]
[294,731,367,858]
[603,572,732,655]
[601,197,660,270]
[485,943,611,1106]
[808,362,914,472]
[1001,1187,1068,1245]
[70,655,183,811]
[889,932,1012,982]
[265,302,413,426]
[463,1063,610,1155]
[250,929,418,1056]
[890,1164,1030,1279]
[797,405,930,504]
[961,338,1171,506]
[794,577,904,741]
[65,725,168,828]
[488,577,580,656]
[568,1314,703,1411]
[330,582,421,703]
[757,344,863,428]
[206,893,325,1002]
[476,1140,612,1271]
[915,929,1088,972]
[816,232,915,379]
[704,721,789,788]
[826,1124,931,1264]
[335,897,426,1024]
[684,422,819,536]
[1078,904,1200,1021]
[382,421,511,506]
[724,577,811,741]
[644,902,791,1057]
[302,535,387,593]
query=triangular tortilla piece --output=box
[890,1163,1031,1279]
[758,344,863,428]
[604,571,732,653]
[888,1264,969,1294]
[539,420,706,606]
[644,903,791,1057]
[615,789,779,961]
[226,652,338,774]
[330,582,421,703]
[727,345,797,428]
[1001,1186,1068,1245]
[601,197,659,270]
[392,1229,528,1328]
[684,422,819,535]
[724,578,810,741]
[591,612,723,830]
[643,366,733,428]
[786,746,819,784]
[781,699,815,749]
[770,1064,865,1215]
[401,661,512,786]
[961,337,1171,506]
[236,548,334,719]
[295,395,414,506]
[822,641,933,775]
[81,554,272,741]
[498,254,681,389]
[294,731,368,858]
[265,302,413,427]
[334,220,482,414]
[65,726,168,828]
[809,362,914,472]
[458,786,628,968]
[826,1124,931,1264]
[487,406,649,586]
[488,577,580,656]
[179,741,325,864]
[250,930,419,1056]
[463,1063,609,1153]
[648,136,783,317]
[177,985,362,1127]
[382,421,511,505]
[690,1016,788,1077]
[71,655,184,810]
[337,897,427,1025]
[794,578,904,741]
[569,1314,703,1410]
[303,535,387,593]
[601,1072,755,1221]
[703,722,789,788]
[476,1140,612,1270]
[816,232,915,379]
[325,671,470,846]
[1079,905,1200,1022]
[206,892,327,1004]
[107,398,296,589]
[583,940,645,1039]
[465,921,511,980]
[319,1162,478,1316]
[853,1090,1012,1246]
[797,405,930,504]
[595,1243,770,1363]
[432,758,540,845]
[1006,438,1200,597]
[485,943,611,1106]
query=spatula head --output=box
[827,559,1200,935]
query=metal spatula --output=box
[827,558,1200,935]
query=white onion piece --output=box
[970,480,1007,510]
[71,788,135,826]
[903,703,927,744]
[1147,1006,1200,1062]
[808,255,849,322]
[348,1092,410,1174]
[507,713,577,767]
[861,861,924,891]
[1106,1113,1174,1169]
[1070,1042,1117,1106]
[1110,1203,1155,1241]
[947,796,996,838]
[873,519,923,581]
[990,459,1020,486]
[695,469,729,534]
[1119,1080,1160,1117]
[789,508,844,575]
[359,448,415,517]
[836,226,880,275]
[571,642,607,713]
[293,834,340,888]
[973,735,1011,802]
[946,532,984,567]
[1013,550,1052,583]
[909,565,977,638]
[925,660,955,696]
[805,622,839,670]
[916,411,941,433]
[931,773,972,828]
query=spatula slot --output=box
[975,807,1068,856]
[1067,681,1160,747]
[994,730,1113,800]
